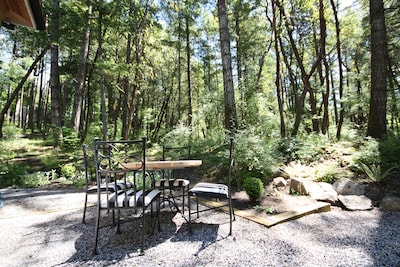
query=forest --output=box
[0,0,400,189]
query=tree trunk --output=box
[217,0,238,132]
[185,11,193,128]
[330,0,345,139]
[367,0,388,138]
[50,0,63,147]
[97,7,107,141]
[268,1,285,137]
[275,0,325,136]
[71,0,92,134]
[0,46,50,138]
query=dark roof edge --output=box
[29,0,45,30]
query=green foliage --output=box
[161,123,192,148]
[253,205,275,214]
[315,170,337,184]
[72,172,87,188]
[62,127,81,151]
[360,163,397,182]
[315,164,339,184]
[352,137,380,169]
[234,129,274,185]
[0,162,28,188]
[21,170,58,188]
[61,164,76,179]
[378,134,400,170]
[243,177,264,202]
[2,124,24,139]
[273,137,318,164]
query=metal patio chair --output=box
[82,144,135,224]
[92,137,161,255]
[154,146,191,214]
[188,137,235,235]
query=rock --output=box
[333,178,365,195]
[338,195,373,210]
[273,177,287,188]
[382,174,400,187]
[308,182,338,204]
[290,177,311,195]
[379,196,400,211]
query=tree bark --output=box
[267,1,285,137]
[50,0,63,147]
[71,0,92,133]
[367,0,388,138]
[0,45,50,138]
[185,11,193,128]
[217,0,238,132]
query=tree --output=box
[367,0,388,138]
[217,0,238,132]
[0,45,50,138]
[50,0,63,147]
[71,0,93,134]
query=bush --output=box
[0,162,28,188]
[21,170,57,188]
[61,164,76,179]
[243,177,264,202]
[233,129,274,185]
[273,137,318,164]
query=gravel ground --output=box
[0,187,399,267]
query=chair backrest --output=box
[93,137,147,208]
[82,144,96,189]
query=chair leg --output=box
[188,193,192,234]
[196,196,200,218]
[182,187,186,215]
[228,198,233,235]
[93,204,101,255]
[157,196,161,232]
[82,193,88,224]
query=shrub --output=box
[352,137,380,169]
[233,129,274,185]
[21,170,57,188]
[273,137,318,164]
[61,164,76,179]
[243,177,264,202]
[0,162,28,188]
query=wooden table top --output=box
[120,160,202,171]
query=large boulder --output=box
[290,178,338,203]
[289,177,311,195]
[273,177,287,190]
[379,196,400,211]
[308,182,338,204]
[338,195,373,211]
[333,178,365,195]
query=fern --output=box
[360,163,397,182]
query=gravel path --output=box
[0,188,399,267]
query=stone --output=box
[290,177,310,195]
[338,195,373,211]
[333,178,365,195]
[379,196,400,211]
[273,177,287,188]
[308,182,338,204]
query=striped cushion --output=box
[87,181,135,193]
[189,182,229,199]
[100,189,161,208]
[155,179,189,188]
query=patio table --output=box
[120,160,202,215]
[120,160,202,171]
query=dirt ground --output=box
[231,183,319,218]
